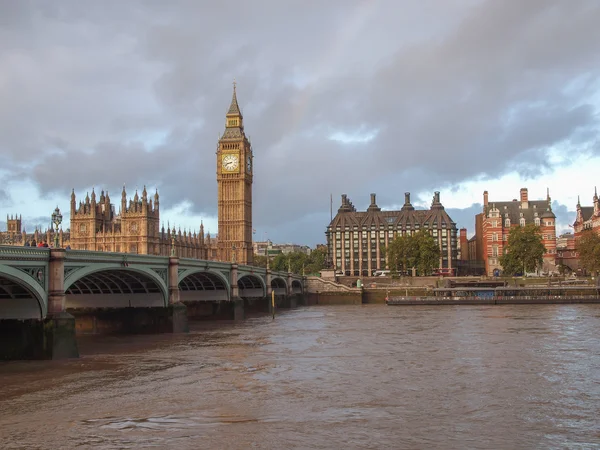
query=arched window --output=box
[520,218,526,227]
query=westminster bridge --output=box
[0,246,305,359]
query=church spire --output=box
[227,80,241,116]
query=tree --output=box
[499,224,546,276]
[414,230,440,276]
[305,247,327,275]
[387,235,415,273]
[269,249,327,275]
[253,254,268,268]
[386,231,440,276]
[576,230,600,275]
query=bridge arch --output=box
[292,279,303,294]
[0,265,46,319]
[64,265,169,309]
[238,274,266,298]
[178,269,230,302]
[271,276,288,296]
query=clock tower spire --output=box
[216,82,254,265]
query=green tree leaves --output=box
[386,230,440,276]
[268,247,327,275]
[576,230,600,275]
[499,223,546,275]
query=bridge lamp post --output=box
[266,240,271,269]
[51,206,62,249]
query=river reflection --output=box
[1,305,600,449]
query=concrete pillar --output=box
[287,272,293,296]
[48,249,66,315]
[230,264,244,320]
[167,256,187,333]
[231,263,239,298]
[168,256,180,305]
[45,249,78,359]
[266,268,272,297]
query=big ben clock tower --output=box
[217,82,254,265]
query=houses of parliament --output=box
[1,85,255,265]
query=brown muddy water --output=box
[1,304,599,449]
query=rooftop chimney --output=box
[483,191,489,207]
[367,192,381,212]
[431,191,443,209]
[401,192,415,211]
[520,187,529,209]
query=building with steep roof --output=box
[474,188,557,276]
[325,192,458,276]
[573,188,600,237]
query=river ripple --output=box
[1,304,600,449]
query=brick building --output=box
[573,188,600,237]
[556,233,578,273]
[475,188,557,276]
[326,192,458,276]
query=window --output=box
[534,218,540,226]
[492,233,498,241]
[520,218,526,227]
[505,219,510,227]
[385,217,395,223]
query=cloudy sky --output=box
[1,0,599,246]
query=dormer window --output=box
[505,218,511,227]
[520,218,526,227]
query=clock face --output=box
[246,156,252,173]
[222,154,239,172]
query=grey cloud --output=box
[551,201,576,234]
[1,0,599,245]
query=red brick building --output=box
[475,188,557,276]
[556,233,578,273]
[573,188,600,237]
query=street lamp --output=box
[51,206,62,248]
[266,240,271,269]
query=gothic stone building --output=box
[1,214,69,247]
[69,187,210,258]
[474,188,557,276]
[326,192,458,276]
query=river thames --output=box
[1,304,599,449]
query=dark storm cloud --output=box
[1,0,599,245]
